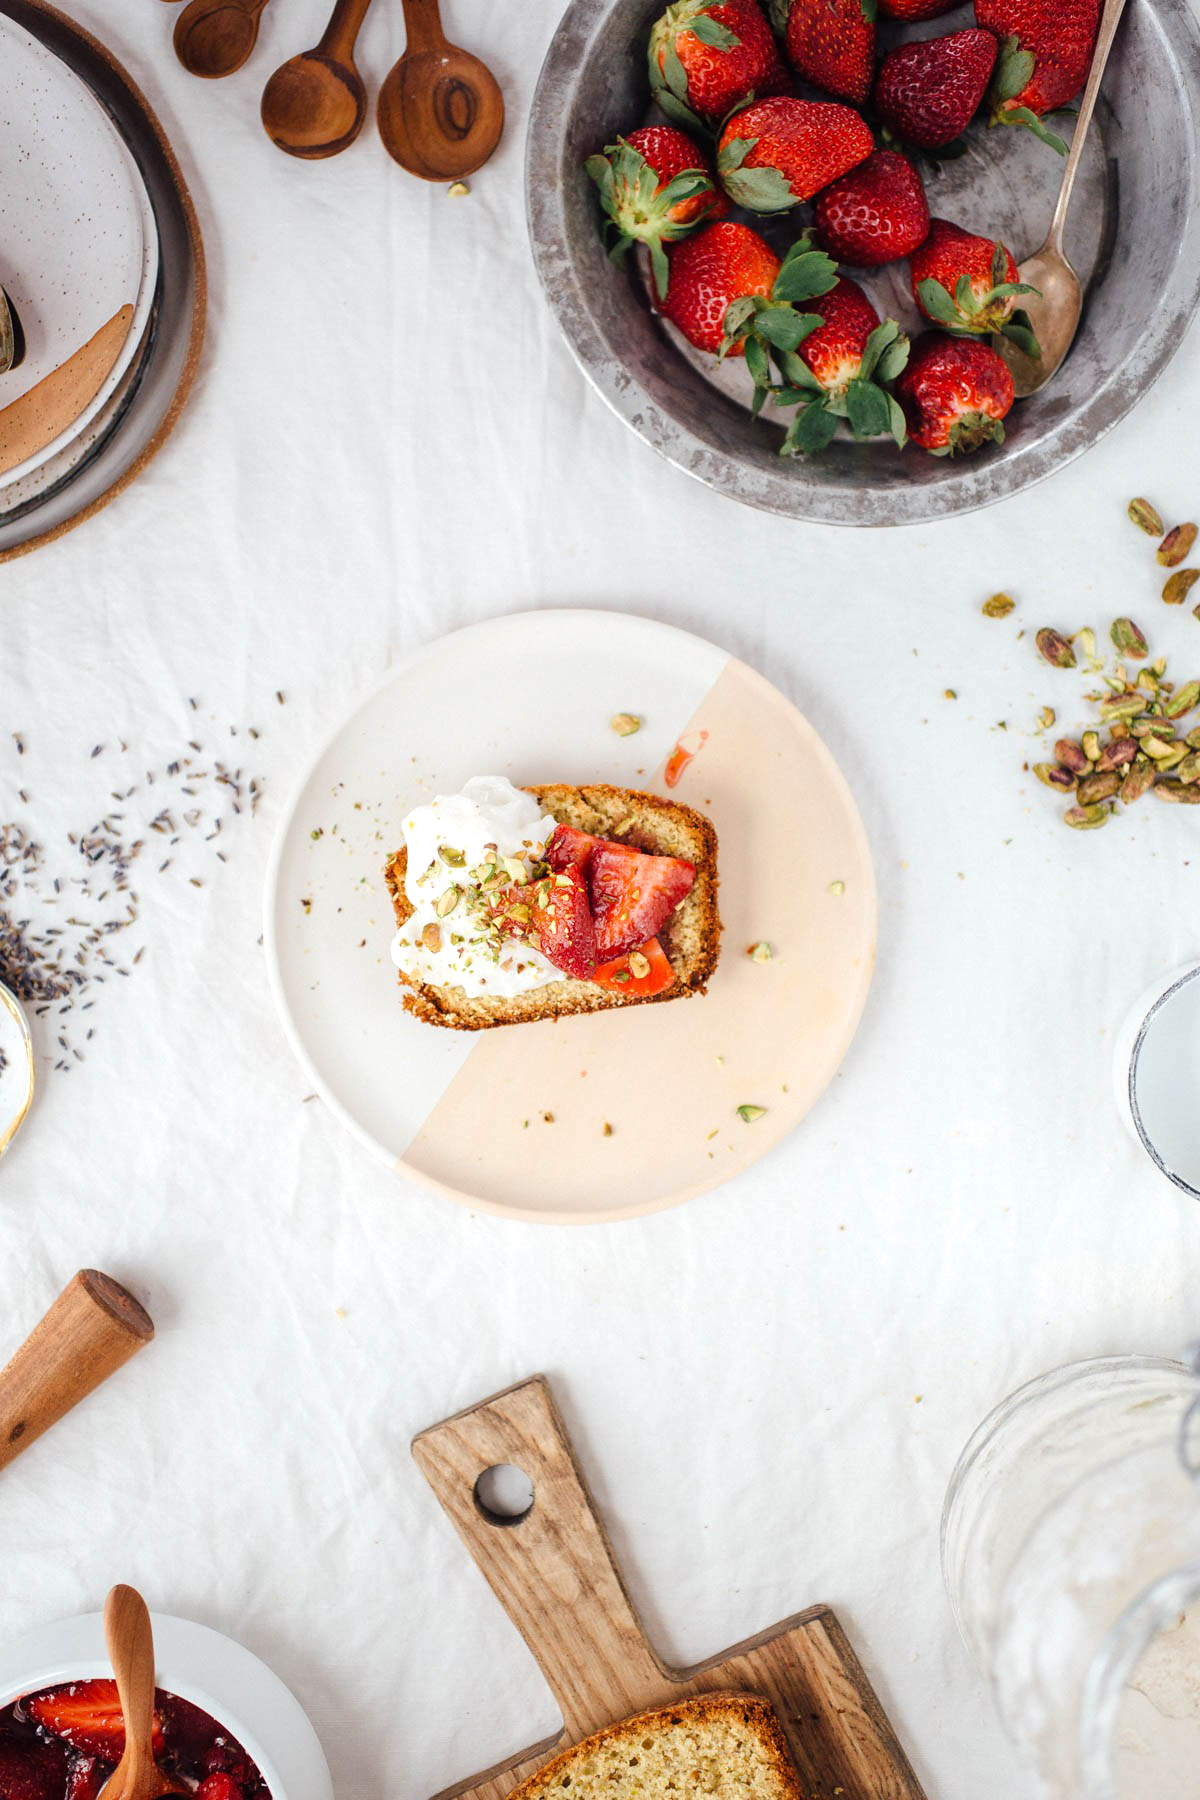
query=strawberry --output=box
[196,1777,244,1800]
[895,332,1014,454]
[491,866,597,981]
[977,0,1102,150]
[877,0,957,14]
[648,0,788,127]
[767,276,909,453]
[585,127,725,301]
[813,148,929,267]
[592,937,677,997]
[911,218,1040,353]
[767,0,874,104]
[66,1755,108,1800]
[25,1682,165,1763]
[588,843,695,961]
[544,823,602,873]
[874,29,998,149]
[0,1734,68,1800]
[717,96,873,211]
[659,221,783,354]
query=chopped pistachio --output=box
[982,592,1016,618]
[747,941,773,963]
[736,1104,767,1123]
[610,712,642,737]
[1128,498,1164,536]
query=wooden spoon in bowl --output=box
[174,0,270,78]
[260,0,375,158]
[994,0,1128,396]
[101,1586,187,1800]
[377,0,503,182]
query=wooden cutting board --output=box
[413,1377,926,1800]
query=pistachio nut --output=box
[1111,617,1149,659]
[1163,569,1200,605]
[1119,762,1157,804]
[1036,628,1076,669]
[1081,730,1101,763]
[982,592,1016,618]
[1165,680,1200,719]
[1055,738,1091,773]
[1155,779,1200,804]
[1128,498,1164,536]
[1157,523,1198,567]
[1034,763,1076,790]
[1077,770,1120,805]
[1096,737,1138,772]
[1064,803,1111,829]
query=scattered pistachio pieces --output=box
[602,1122,614,1137]
[736,1104,767,1123]
[1036,628,1076,669]
[982,592,1015,618]
[747,941,773,962]
[1120,761,1157,803]
[1163,569,1200,606]
[828,879,845,895]
[944,688,957,700]
[610,712,642,736]
[1157,523,1197,567]
[437,844,466,866]
[448,180,470,197]
[1128,497,1164,537]
[420,921,442,952]
[627,949,651,979]
[1111,617,1148,659]
[1077,770,1120,804]
[1038,706,1056,730]
[1034,762,1075,790]
[1055,738,1089,774]
[1155,779,1200,804]
[1166,680,1200,718]
[435,885,461,917]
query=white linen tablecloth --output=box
[2,4,1199,1796]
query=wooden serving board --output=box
[413,1377,926,1800]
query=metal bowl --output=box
[526,0,1200,525]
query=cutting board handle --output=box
[413,1376,671,1739]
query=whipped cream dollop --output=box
[390,775,562,999]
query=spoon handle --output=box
[104,1586,157,1767]
[398,0,448,54]
[1048,0,1128,251]
[317,0,374,62]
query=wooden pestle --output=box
[0,1271,154,1473]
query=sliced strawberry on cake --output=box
[588,841,696,961]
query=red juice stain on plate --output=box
[664,729,708,788]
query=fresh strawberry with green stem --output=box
[491,865,597,981]
[648,0,788,127]
[717,96,873,212]
[895,331,1014,453]
[716,231,839,404]
[25,1683,165,1763]
[589,842,695,961]
[767,0,875,105]
[911,218,1040,353]
[585,127,725,300]
[765,278,910,454]
[813,149,929,266]
[976,0,1103,151]
[659,221,786,353]
[874,29,998,150]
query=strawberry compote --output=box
[0,1682,270,1800]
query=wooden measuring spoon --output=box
[174,0,270,78]
[260,0,374,159]
[995,0,1127,397]
[377,0,503,182]
[102,1587,187,1800]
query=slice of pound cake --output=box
[507,1694,805,1800]
[383,776,720,1030]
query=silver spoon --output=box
[995,0,1128,398]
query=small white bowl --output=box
[0,1612,332,1800]
[1113,961,1200,1200]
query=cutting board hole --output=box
[474,1463,534,1526]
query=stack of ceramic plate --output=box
[0,2,204,560]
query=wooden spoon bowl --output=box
[378,0,503,181]
[174,0,269,78]
[261,0,374,158]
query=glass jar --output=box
[942,1353,1200,1799]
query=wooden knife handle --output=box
[413,1376,671,1739]
[0,1271,154,1473]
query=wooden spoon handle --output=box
[317,0,375,61]
[0,1271,153,1474]
[412,1376,669,1738]
[104,1586,157,1766]
[398,0,447,54]
[1048,0,1128,248]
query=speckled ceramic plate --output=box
[527,0,1200,525]
[0,14,156,485]
[264,610,877,1224]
